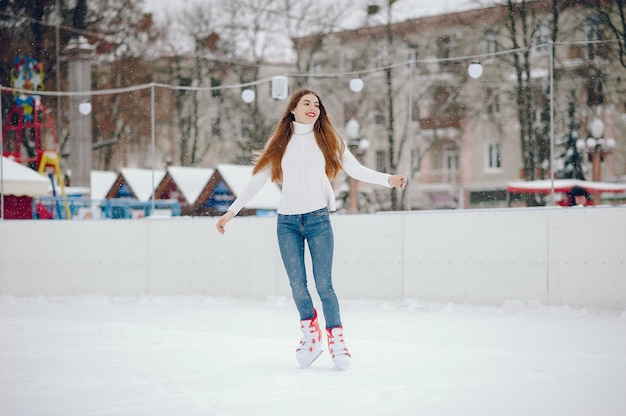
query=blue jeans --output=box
[277,208,341,329]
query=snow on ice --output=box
[1,296,625,416]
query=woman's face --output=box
[291,93,320,124]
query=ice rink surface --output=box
[1,296,625,416]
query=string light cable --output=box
[0,38,619,97]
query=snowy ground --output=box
[1,296,625,416]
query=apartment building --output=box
[86,1,625,211]
[292,1,625,210]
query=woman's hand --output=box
[388,175,407,190]
[216,211,234,234]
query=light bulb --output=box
[468,62,483,79]
[78,101,92,115]
[349,78,364,92]
[241,89,255,103]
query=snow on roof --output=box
[217,164,281,210]
[333,0,503,31]
[1,156,50,197]
[90,171,118,200]
[166,166,215,204]
[119,168,166,202]
[506,179,626,194]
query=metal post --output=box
[549,40,555,205]
[592,149,602,182]
[55,0,61,127]
[1,86,4,220]
[150,83,156,216]
[406,58,414,211]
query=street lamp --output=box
[576,116,615,182]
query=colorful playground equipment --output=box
[1,55,70,218]
[2,94,71,218]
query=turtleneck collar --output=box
[293,121,315,135]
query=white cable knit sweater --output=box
[228,121,392,216]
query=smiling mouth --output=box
[306,112,316,117]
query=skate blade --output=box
[299,349,323,369]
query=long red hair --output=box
[253,88,345,183]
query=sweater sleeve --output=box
[227,167,272,216]
[341,147,392,188]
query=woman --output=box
[216,88,406,370]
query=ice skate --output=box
[296,309,323,368]
[327,326,351,370]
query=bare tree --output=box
[285,0,351,85]
[503,0,563,207]
[219,0,281,157]
[86,0,162,170]
[163,3,225,167]
[595,0,626,68]
[217,0,353,160]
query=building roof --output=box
[217,164,281,210]
[0,156,50,197]
[90,171,118,200]
[116,168,166,201]
[166,166,215,204]
[507,179,626,194]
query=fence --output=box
[32,196,180,219]
[1,206,624,311]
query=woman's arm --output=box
[215,167,272,234]
[342,147,406,189]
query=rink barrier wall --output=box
[0,206,624,310]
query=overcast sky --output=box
[140,0,502,63]
[142,0,502,29]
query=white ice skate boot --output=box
[327,326,351,370]
[296,309,323,368]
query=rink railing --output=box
[0,206,624,310]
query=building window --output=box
[486,88,500,114]
[376,150,387,172]
[411,148,420,174]
[568,45,584,60]
[486,143,502,171]
[587,70,604,106]
[534,23,551,55]
[211,78,222,97]
[407,43,419,66]
[585,15,604,60]
[240,119,252,141]
[211,117,221,138]
[340,49,356,72]
[372,41,389,69]
[445,148,459,171]
[437,36,452,69]
[373,100,385,125]
[411,97,420,122]
[484,30,498,58]
[469,190,507,204]
[309,53,324,75]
